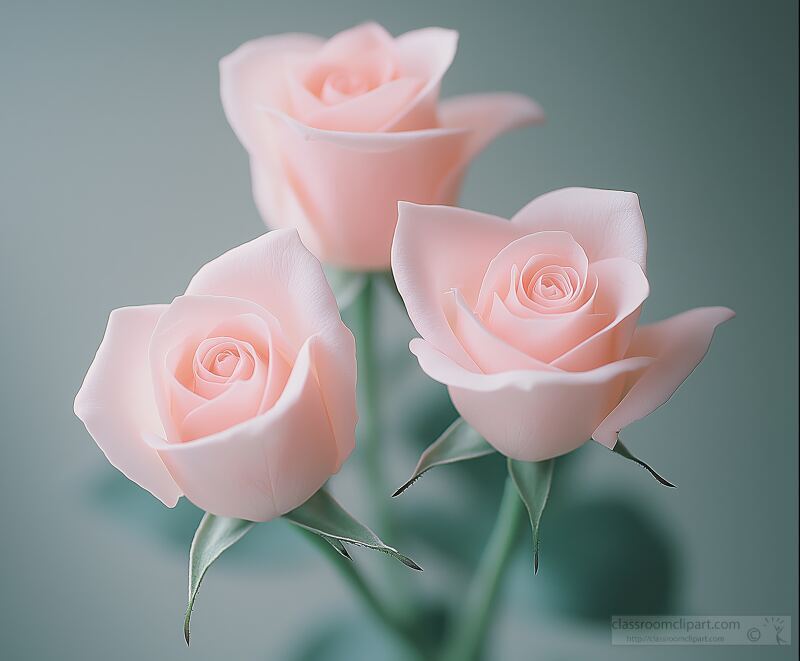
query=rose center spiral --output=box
[521,263,580,308]
[209,348,239,377]
[194,339,257,391]
[320,70,370,103]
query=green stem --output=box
[353,276,391,533]
[301,529,427,659]
[439,477,524,661]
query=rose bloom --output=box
[392,188,734,461]
[74,230,356,521]
[220,22,543,270]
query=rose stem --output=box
[352,275,418,618]
[353,275,393,535]
[299,528,429,659]
[438,476,524,661]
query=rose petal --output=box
[249,156,328,258]
[392,202,523,368]
[512,188,647,272]
[438,92,544,166]
[200,311,292,412]
[287,24,423,131]
[180,367,266,442]
[475,231,589,316]
[254,117,469,268]
[193,338,255,394]
[220,33,324,155]
[593,306,735,447]
[74,305,182,507]
[501,265,599,319]
[449,290,557,373]
[149,295,273,443]
[293,76,425,132]
[552,257,649,371]
[410,338,653,461]
[185,230,356,466]
[435,93,543,204]
[145,336,337,521]
[389,27,459,130]
[487,291,609,364]
[254,102,469,256]
[316,22,395,61]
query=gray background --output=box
[1,1,797,659]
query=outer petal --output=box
[74,306,182,506]
[249,155,327,258]
[254,114,470,269]
[220,33,324,155]
[410,338,653,461]
[593,306,735,447]
[435,93,543,203]
[186,230,356,466]
[392,202,523,368]
[438,92,544,165]
[388,27,459,130]
[512,188,648,272]
[145,337,337,521]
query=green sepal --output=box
[393,418,495,497]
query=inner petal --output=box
[299,29,398,104]
[476,231,590,317]
[192,337,258,400]
[213,350,238,377]
[201,341,243,378]
[320,70,371,104]
[486,291,610,364]
[517,255,584,312]
[447,289,558,374]
[149,295,294,444]
[529,266,577,302]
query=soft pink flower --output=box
[220,22,543,270]
[74,230,356,521]
[392,188,733,461]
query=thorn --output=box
[534,551,539,575]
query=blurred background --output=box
[1,0,797,659]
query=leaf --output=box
[283,488,422,571]
[321,535,352,560]
[324,265,368,311]
[393,417,495,497]
[184,514,255,644]
[508,458,554,573]
[611,438,677,488]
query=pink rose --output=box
[74,230,356,521]
[220,22,543,270]
[392,188,734,461]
